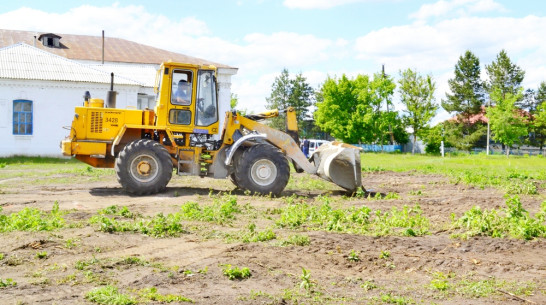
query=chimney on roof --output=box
[33,36,36,47]
[102,30,105,65]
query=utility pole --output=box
[486,98,490,155]
[383,64,395,145]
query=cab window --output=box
[195,70,218,126]
[169,109,191,125]
[171,70,193,105]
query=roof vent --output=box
[38,33,62,48]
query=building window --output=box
[38,33,62,48]
[13,100,33,135]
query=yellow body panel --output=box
[71,141,107,156]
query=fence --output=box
[352,144,403,152]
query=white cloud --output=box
[283,0,370,10]
[0,4,344,112]
[410,0,506,20]
[355,15,546,75]
[1,3,545,121]
[0,5,210,38]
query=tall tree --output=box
[485,50,527,153]
[486,88,528,156]
[442,50,486,151]
[266,69,313,131]
[485,50,525,100]
[315,74,361,143]
[398,68,438,154]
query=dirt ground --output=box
[0,168,544,304]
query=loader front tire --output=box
[233,143,289,196]
[229,146,247,189]
[115,139,173,195]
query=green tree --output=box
[485,50,527,153]
[398,69,438,154]
[266,69,314,131]
[442,50,486,151]
[315,73,407,144]
[486,88,528,156]
[420,123,451,154]
[230,92,248,115]
[230,93,238,109]
[315,74,360,142]
[535,102,546,135]
[531,82,546,152]
[485,50,525,100]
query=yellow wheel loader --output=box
[61,62,363,196]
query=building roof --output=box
[88,63,158,87]
[0,43,142,86]
[449,105,532,125]
[0,29,232,68]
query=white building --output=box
[0,29,237,157]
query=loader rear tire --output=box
[115,139,173,195]
[233,143,289,196]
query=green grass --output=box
[137,287,193,303]
[452,196,546,240]
[276,199,430,236]
[0,156,113,183]
[85,285,136,305]
[427,271,538,298]
[361,153,546,195]
[224,223,277,243]
[0,278,17,288]
[278,234,311,246]
[222,264,251,280]
[0,156,79,165]
[90,198,244,238]
[0,202,65,232]
[89,211,186,238]
[35,251,48,259]
[179,194,242,224]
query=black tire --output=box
[115,139,173,195]
[229,146,247,189]
[233,143,290,196]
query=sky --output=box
[1,0,545,123]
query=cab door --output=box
[166,68,196,132]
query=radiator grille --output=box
[90,112,103,133]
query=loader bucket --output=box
[312,142,363,193]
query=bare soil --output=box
[0,169,544,304]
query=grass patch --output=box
[179,194,242,224]
[89,206,186,238]
[85,285,136,305]
[224,223,277,243]
[137,287,193,303]
[278,234,311,246]
[276,198,429,236]
[222,264,251,280]
[0,202,65,232]
[0,278,17,288]
[428,271,539,298]
[361,153,545,195]
[452,196,546,240]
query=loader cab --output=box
[155,63,219,136]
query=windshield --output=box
[195,70,218,126]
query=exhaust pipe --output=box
[106,72,117,108]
